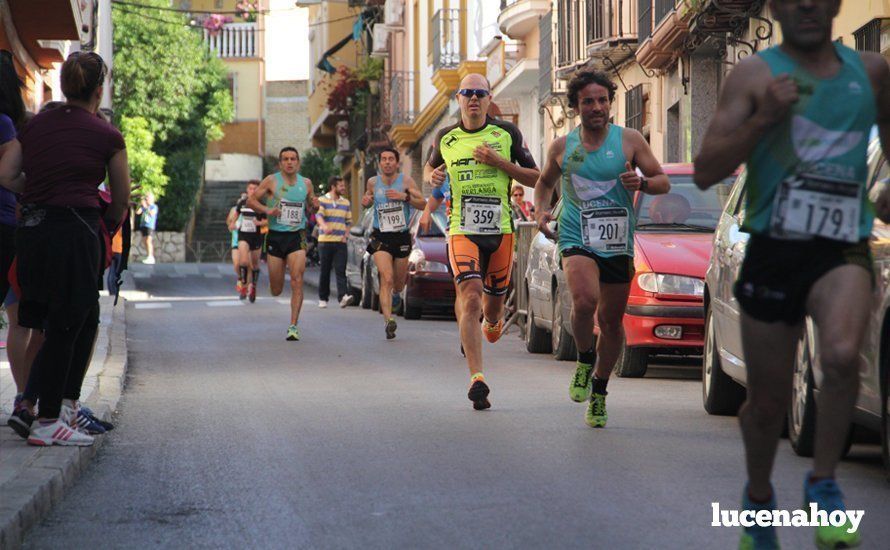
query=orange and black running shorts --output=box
[447,233,514,296]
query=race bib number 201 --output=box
[460,195,501,234]
[279,200,304,227]
[771,173,861,243]
[581,207,629,253]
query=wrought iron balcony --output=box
[432,8,461,72]
[854,18,889,53]
[387,70,416,127]
[586,0,639,66]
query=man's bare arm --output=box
[627,130,669,195]
[533,137,564,217]
[403,176,427,210]
[247,176,277,215]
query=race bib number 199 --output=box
[581,207,629,253]
[460,195,501,234]
[378,202,407,233]
[770,173,861,243]
[279,200,304,227]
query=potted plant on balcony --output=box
[236,1,259,23]
[357,57,385,96]
[201,13,233,36]
[326,66,369,114]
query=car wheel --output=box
[615,342,648,378]
[702,305,746,415]
[788,331,817,457]
[525,306,552,354]
[360,264,372,310]
[403,283,422,320]
[551,287,577,361]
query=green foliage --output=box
[120,116,168,200]
[156,148,205,231]
[356,57,384,82]
[300,148,338,195]
[112,0,234,230]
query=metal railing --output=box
[654,0,677,27]
[504,221,538,337]
[432,8,460,71]
[204,23,257,58]
[388,70,416,126]
[638,0,652,39]
[586,0,606,43]
[854,18,885,52]
[538,10,553,104]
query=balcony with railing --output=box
[432,8,461,72]
[498,0,551,39]
[204,23,258,58]
[636,0,692,71]
[386,70,416,127]
[585,0,639,67]
[854,18,889,53]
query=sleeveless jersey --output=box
[372,174,411,233]
[744,44,876,242]
[559,124,633,258]
[267,172,308,232]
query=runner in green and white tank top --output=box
[694,3,890,547]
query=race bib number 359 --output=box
[770,173,861,243]
[460,195,501,234]
[279,200,304,227]
[581,207,629,253]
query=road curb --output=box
[0,296,129,550]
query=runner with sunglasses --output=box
[424,73,539,410]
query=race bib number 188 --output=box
[279,200,304,227]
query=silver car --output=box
[702,139,890,474]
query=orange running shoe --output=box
[482,318,503,343]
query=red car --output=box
[617,164,736,376]
[400,206,455,319]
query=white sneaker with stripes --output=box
[27,419,94,446]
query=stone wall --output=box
[130,231,186,263]
[265,80,311,157]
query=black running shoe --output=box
[467,380,491,410]
[8,408,35,439]
[385,318,397,340]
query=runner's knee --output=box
[819,344,861,385]
[290,275,303,289]
[572,294,598,317]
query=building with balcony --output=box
[0,0,101,112]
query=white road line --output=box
[132,273,151,279]
[203,272,223,278]
[134,302,172,310]
[206,300,244,307]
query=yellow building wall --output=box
[307,2,361,128]
[833,0,890,43]
[226,59,262,120]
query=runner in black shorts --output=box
[360,147,426,339]
[234,180,266,302]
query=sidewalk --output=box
[0,294,129,549]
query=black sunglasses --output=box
[457,88,490,99]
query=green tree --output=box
[300,148,338,195]
[112,1,234,230]
[119,116,168,200]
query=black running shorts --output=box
[561,247,635,284]
[266,230,306,259]
[367,230,412,259]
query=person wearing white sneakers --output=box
[316,176,353,309]
[0,51,129,446]
[136,193,158,264]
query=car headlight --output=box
[637,273,704,297]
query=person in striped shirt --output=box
[316,176,352,308]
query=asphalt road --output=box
[23,264,890,549]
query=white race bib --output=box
[581,207,629,253]
[770,173,861,243]
[377,201,407,233]
[460,195,501,234]
[279,200,304,227]
[240,216,257,233]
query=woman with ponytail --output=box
[0,51,130,446]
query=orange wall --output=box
[208,120,264,157]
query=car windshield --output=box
[415,204,448,238]
[635,176,733,232]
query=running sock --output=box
[252,269,260,284]
[591,376,609,395]
[471,373,485,383]
[578,347,596,366]
[239,266,248,284]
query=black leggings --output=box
[25,303,100,418]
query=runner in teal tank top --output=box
[534,70,670,430]
[248,147,319,341]
[694,2,890,548]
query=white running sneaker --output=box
[339,294,353,308]
[28,419,94,446]
[318,300,328,309]
[142,256,156,265]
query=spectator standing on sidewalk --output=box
[136,193,158,264]
[0,51,130,446]
[316,176,352,308]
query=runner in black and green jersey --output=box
[695,1,890,548]
[424,73,539,410]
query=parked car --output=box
[524,164,734,377]
[346,208,374,308]
[702,138,889,473]
[401,205,455,319]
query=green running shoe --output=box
[739,486,780,550]
[804,474,861,550]
[585,392,607,428]
[286,324,300,341]
[570,362,593,402]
